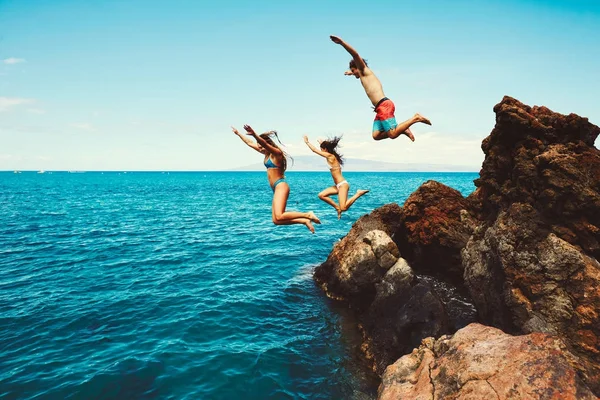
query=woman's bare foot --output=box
[337,207,342,220]
[307,211,321,224]
[356,189,370,197]
[414,113,431,125]
[403,128,415,142]
[305,220,315,233]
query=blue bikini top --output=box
[264,156,279,169]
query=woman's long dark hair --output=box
[260,131,293,171]
[320,136,344,166]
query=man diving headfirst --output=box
[330,35,431,141]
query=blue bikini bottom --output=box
[271,178,286,191]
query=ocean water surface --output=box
[0,171,477,399]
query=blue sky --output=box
[1,0,599,171]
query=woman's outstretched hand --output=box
[303,135,309,144]
[231,126,240,135]
[243,124,256,136]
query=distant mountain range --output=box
[232,156,479,172]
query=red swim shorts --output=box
[373,98,398,133]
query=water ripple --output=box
[0,171,476,399]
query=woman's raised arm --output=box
[232,126,262,153]
[244,125,282,156]
[303,136,329,158]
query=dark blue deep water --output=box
[0,171,477,399]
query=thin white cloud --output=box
[3,57,26,65]
[70,122,94,131]
[0,97,35,112]
[289,129,483,169]
[27,108,46,114]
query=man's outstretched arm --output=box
[330,35,367,71]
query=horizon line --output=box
[3,169,480,173]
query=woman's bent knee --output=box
[272,213,284,224]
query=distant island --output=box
[232,156,479,172]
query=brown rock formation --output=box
[379,323,597,400]
[314,203,403,308]
[463,96,600,392]
[394,180,478,286]
[474,96,600,256]
[314,96,600,396]
[314,203,477,374]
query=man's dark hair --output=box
[349,58,368,69]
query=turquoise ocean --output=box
[0,171,477,400]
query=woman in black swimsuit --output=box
[232,125,321,233]
[304,135,369,219]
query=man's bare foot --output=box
[305,221,315,234]
[403,128,415,142]
[415,113,431,125]
[307,211,321,224]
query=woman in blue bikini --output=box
[232,125,321,233]
[304,135,369,219]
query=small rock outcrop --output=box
[314,204,403,308]
[379,323,597,400]
[394,180,478,287]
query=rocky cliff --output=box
[314,96,600,397]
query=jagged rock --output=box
[315,96,600,395]
[364,277,448,375]
[378,323,597,400]
[364,230,400,270]
[463,203,600,391]
[374,258,414,302]
[394,180,477,287]
[474,96,600,258]
[314,204,477,375]
[314,204,403,308]
[364,269,478,375]
[463,96,600,393]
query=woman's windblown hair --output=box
[320,136,344,165]
[260,130,293,171]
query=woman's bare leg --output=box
[318,186,340,217]
[271,216,315,233]
[344,189,369,211]
[337,183,350,219]
[272,183,321,225]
